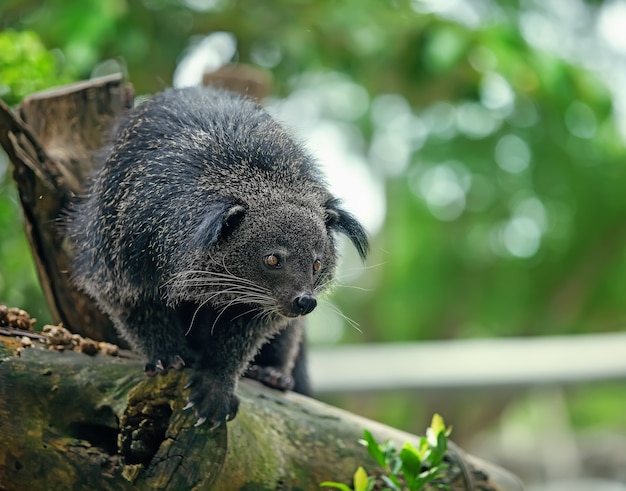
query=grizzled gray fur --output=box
[67,86,368,428]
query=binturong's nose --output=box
[293,293,317,316]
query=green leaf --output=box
[353,466,371,491]
[320,481,353,491]
[380,474,402,490]
[413,466,442,490]
[430,413,446,436]
[400,441,422,481]
[388,454,402,475]
[417,437,430,460]
[361,429,386,467]
[381,439,398,467]
[426,413,452,466]
[437,430,449,455]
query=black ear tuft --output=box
[223,204,246,230]
[325,198,368,261]
[192,201,246,249]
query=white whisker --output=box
[332,283,373,292]
[186,296,213,336]
[322,301,363,334]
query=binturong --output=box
[66,86,368,428]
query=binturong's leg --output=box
[182,308,282,428]
[246,319,311,396]
[113,304,190,376]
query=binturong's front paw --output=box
[144,353,187,377]
[183,369,240,429]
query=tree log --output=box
[0,336,522,491]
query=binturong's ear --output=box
[325,197,368,261]
[192,200,246,249]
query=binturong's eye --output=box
[313,259,322,272]
[264,254,281,268]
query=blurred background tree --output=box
[2,0,626,486]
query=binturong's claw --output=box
[185,368,240,430]
[170,355,186,370]
[183,401,195,411]
[144,362,160,377]
[146,354,188,377]
[209,420,222,431]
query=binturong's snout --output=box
[293,293,317,316]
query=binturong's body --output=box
[67,86,368,428]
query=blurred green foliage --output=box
[0,2,625,334]
[1,0,625,337]
[0,29,71,105]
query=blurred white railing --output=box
[309,331,626,393]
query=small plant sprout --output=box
[321,466,374,491]
[321,414,453,491]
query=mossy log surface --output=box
[0,337,523,491]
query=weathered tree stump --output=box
[0,74,132,346]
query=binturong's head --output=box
[166,195,368,319]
